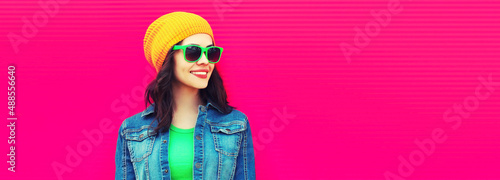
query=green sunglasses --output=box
[173,44,223,63]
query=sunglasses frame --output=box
[172,44,223,63]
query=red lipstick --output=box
[190,69,209,79]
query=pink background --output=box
[1,0,500,179]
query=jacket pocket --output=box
[210,121,247,157]
[123,126,156,162]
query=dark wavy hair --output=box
[144,40,234,134]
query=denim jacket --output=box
[115,99,256,180]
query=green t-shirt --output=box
[168,124,194,180]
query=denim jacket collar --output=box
[140,98,224,118]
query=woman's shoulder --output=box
[208,107,249,125]
[118,105,156,134]
[227,108,248,120]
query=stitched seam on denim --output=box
[210,121,244,156]
[200,114,206,180]
[224,133,242,156]
[212,132,219,154]
[127,136,155,162]
[227,131,243,180]
[211,126,245,134]
[159,133,165,180]
[229,155,238,180]
[243,130,248,180]
[230,130,243,179]
[147,136,155,160]
[145,157,150,180]
[207,120,246,127]
[197,117,203,180]
[132,153,139,179]
[217,149,222,180]
[123,125,156,135]
[121,133,127,180]
[213,132,237,156]
[123,127,156,143]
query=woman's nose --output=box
[196,52,209,65]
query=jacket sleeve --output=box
[115,121,136,180]
[234,118,256,180]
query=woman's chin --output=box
[190,83,209,90]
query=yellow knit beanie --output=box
[144,12,215,73]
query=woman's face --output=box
[173,33,215,90]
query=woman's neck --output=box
[172,81,204,116]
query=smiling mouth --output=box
[190,72,207,75]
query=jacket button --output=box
[163,140,167,143]
[196,135,201,140]
[201,106,206,112]
[195,163,201,168]
[164,169,169,173]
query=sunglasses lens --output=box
[185,46,202,61]
[207,47,221,63]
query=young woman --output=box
[115,12,256,180]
